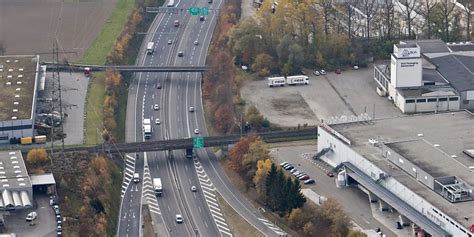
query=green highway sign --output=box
[202,7,209,16]
[193,137,204,148]
[189,7,200,15]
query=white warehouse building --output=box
[0,55,40,144]
[315,111,474,237]
[374,40,474,113]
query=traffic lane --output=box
[149,151,191,236]
[118,180,142,237]
[270,147,396,237]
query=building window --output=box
[0,135,8,141]
[406,99,415,104]
[424,82,435,86]
[438,98,448,102]
[416,99,426,103]
[427,98,437,102]
[449,97,459,101]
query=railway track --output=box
[61,127,318,154]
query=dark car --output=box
[200,15,205,21]
[326,171,334,177]
[304,179,315,184]
[156,83,162,89]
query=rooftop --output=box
[0,150,31,190]
[428,54,474,92]
[0,55,39,121]
[329,111,474,228]
[397,86,457,98]
[403,40,450,54]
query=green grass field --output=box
[84,74,105,145]
[79,0,135,65]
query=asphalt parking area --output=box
[240,66,402,127]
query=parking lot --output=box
[240,66,402,127]
[3,195,57,237]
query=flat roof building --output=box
[0,55,40,143]
[316,111,474,236]
[0,150,32,210]
[374,40,474,113]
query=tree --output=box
[228,136,257,174]
[253,159,272,200]
[362,0,379,40]
[348,230,368,237]
[318,0,333,36]
[252,53,275,77]
[288,208,308,229]
[214,104,235,134]
[459,0,472,41]
[438,0,456,41]
[419,0,438,39]
[27,148,49,167]
[344,0,359,40]
[399,0,418,39]
[380,0,395,40]
[245,105,264,130]
[242,139,270,181]
[288,177,306,212]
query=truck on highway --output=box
[153,178,163,196]
[146,42,154,54]
[167,0,174,7]
[143,118,152,139]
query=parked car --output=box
[284,165,294,170]
[296,173,306,178]
[298,175,310,180]
[57,231,63,237]
[353,65,359,70]
[320,69,326,75]
[176,214,183,223]
[53,205,60,215]
[326,171,335,177]
[301,70,307,75]
[57,220,62,226]
[313,70,320,76]
[280,162,288,167]
[304,179,315,184]
[57,225,63,231]
[335,68,341,74]
[26,211,37,222]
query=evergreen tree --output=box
[265,163,278,210]
[288,178,306,212]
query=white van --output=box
[133,173,140,183]
[146,42,154,54]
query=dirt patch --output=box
[0,0,117,62]
[271,94,316,119]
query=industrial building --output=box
[0,55,40,144]
[0,151,32,210]
[315,111,474,237]
[374,40,474,113]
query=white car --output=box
[189,106,195,112]
[155,118,161,125]
[168,39,172,45]
[313,70,320,76]
[153,104,159,110]
[320,69,327,75]
[191,186,197,192]
[353,65,359,70]
[26,211,37,222]
[176,214,183,223]
[194,129,199,134]
[193,40,199,45]
[133,173,140,183]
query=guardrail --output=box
[42,63,209,72]
[60,128,318,154]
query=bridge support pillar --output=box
[399,215,410,226]
[368,191,378,203]
[378,200,391,212]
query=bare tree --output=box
[362,0,379,40]
[344,0,359,40]
[380,0,395,40]
[399,0,418,39]
[419,0,438,39]
[438,0,457,41]
[319,0,333,36]
[459,0,472,41]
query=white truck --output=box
[146,42,154,54]
[286,75,309,85]
[143,118,152,139]
[153,178,163,196]
[267,77,286,87]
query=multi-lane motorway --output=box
[119,0,288,236]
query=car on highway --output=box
[304,179,315,184]
[193,40,199,45]
[178,51,184,57]
[26,211,37,222]
[154,104,160,110]
[208,0,212,3]
[156,83,162,89]
[191,186,197,192]
[174,20,180,27]
[194,128,199,134]
[168,40,172,45]
[189,106,195,112]
[175,214,183,223]
[155,118,161,125]
[133,173,140,183]
[200,15,205,21]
